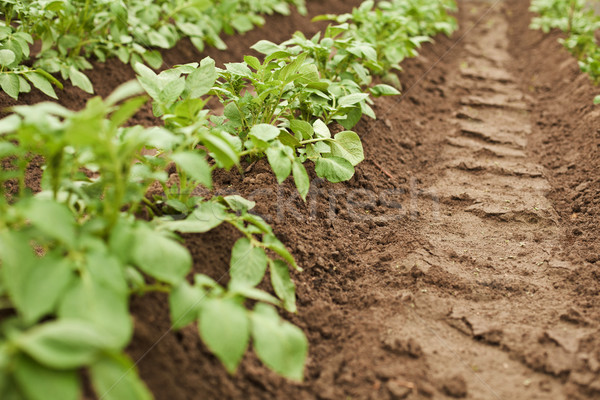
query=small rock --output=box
[383,336,423,359]
[570,371,596,386]
[400,292,414,303]
[588,354,600,373]
[399,139,415,149]
[386,380,413,399]
[418,381,435,397]
[380,254,393,262]
[539,379,552,392]
[442,375,467,398]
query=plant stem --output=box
[299,137,330,145]
[134,283,172,295]
[568,0,576,34]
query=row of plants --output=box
[0,0,306,99]
[530,0,600,103]
[0,0,457,399]
[137,0,458,199]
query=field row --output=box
[0,1,456,399]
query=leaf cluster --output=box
[0,0,306,99]
[141,0,457,198]
[0,81,305,398]
[315,0,458,87]
[530,0,600,103]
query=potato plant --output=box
[315,0,457,88]
[0,25,63,99]
[140,0,458,198]
[0,82,305,399]
[0,0,306,99]
[530,0,600,102]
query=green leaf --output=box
[187,57,217,98]
[224,62,252,77]
[224,195,255,213]
[230,238,268,287]
[25,72,58,99]
[244,55,261,71]
[0,49,16,66]
[17,319,107,369]
[133,62,157,80]
[144,126,180,150]
[18,256,74,325]
[68,67,93,94]
[109,96,147,128]
[312,119,331,138]
[231,14,254,33]
[251,304,307,381]
[0,114,20,134]
[159,77,185,104]
[90,353,152,400]
[250,40,283,55]
[239,215,269,236]
[105,80,145,106]
[228,285,280,305]
[13,355,80,400]
[279,53,307,83]
[131,226,191,285]
[297,64,320,84]
[263,234,299,271]
[369,84,401,97]
[265,145,292,184]
[25,199,77,246]
[292,160,310,200]
[338,93,369,107]
[169,280,204,329]
[0,232,35,316]
[147,30,170,48]
[270,260,297,313]
[203,130,239,169]
[314,156,354,183]
[162,201,228,233]
[0,73,20,99]
[337,106,362,130]
[594,94,600,105]
[199,297,249,373]
[289,120,313,140]
[58,252,131,349]
[142,50,163,69]
[249,124,280,142]
[223,102,242,126]
[278,130,301,147]
[17,75,30,93]
[171,151,212,188]
[330,131,364,166]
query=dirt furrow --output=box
[395,3,599,399]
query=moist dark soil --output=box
[3,0,600,399]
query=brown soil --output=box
[3,0,600,399]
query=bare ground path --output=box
[393,3,597,399]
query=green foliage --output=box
[315,0,457,87]
[0,25,63,99]
[0,0,306,99]
[530,0,600,101]
[0,82,305,398]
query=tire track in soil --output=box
[390,2,600,399]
